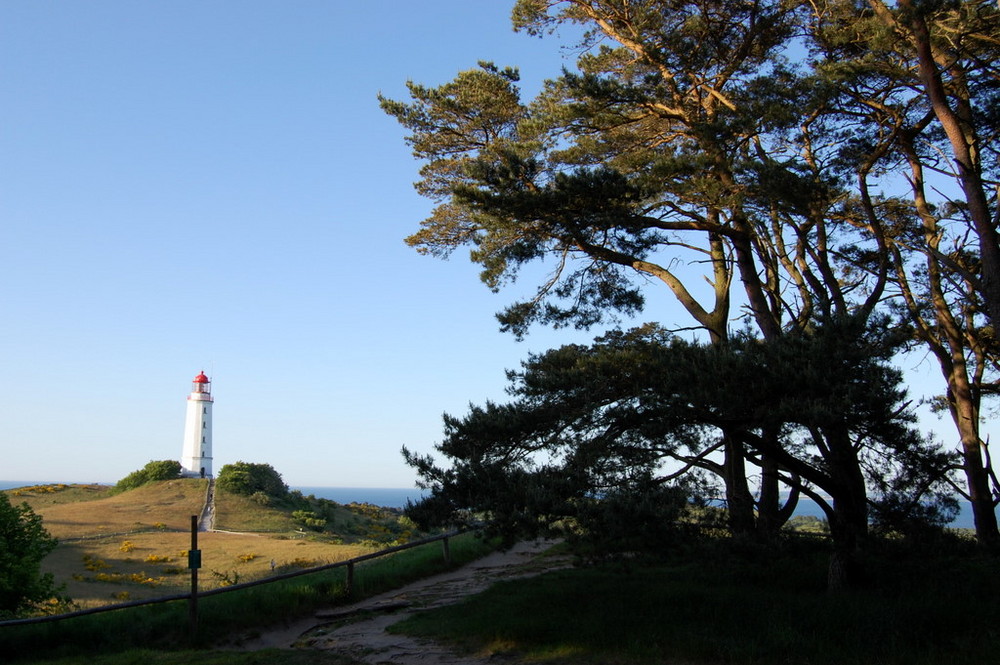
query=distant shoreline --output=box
[0,480,426,509]
[1,480,980,526]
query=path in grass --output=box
[199,478,216,531]
[232,539,567,664]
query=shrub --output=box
[211,570,240,586]
[216,461,288,498]
[249,491,271,506]
[292,510,327,531]
[785,515,830,534]
[568,482,689,562]
[0,494,62,618]
[82,555,110,572]
[112,460,182,494]
[144,554,173,563]
[92,572,162,587]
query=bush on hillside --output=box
[216,461,288,498]
[112,460,182,494]
[0,493,64,618]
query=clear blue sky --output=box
[0,0,609,487]
[0,1,969,489]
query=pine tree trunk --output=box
[892,0,1000,330]
[827,503,867,591]
[950,390,1000,549]
[825,427,870,591]
[896,113,1000,550]
[722,431,756,538]
[756,432,788,541]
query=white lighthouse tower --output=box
[180,371,213,478]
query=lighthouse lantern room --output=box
[180,371,213,478]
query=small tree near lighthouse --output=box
[180,371,213,478]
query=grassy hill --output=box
[212,486,418,545]
[11,480,205,538]
[4,480,419,609]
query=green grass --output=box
[211,489,299,533]
[213,488,416,545]
[7,481,435,609]
[389,539,1000,665]
[0,532,495,663]
[10,482,994,664]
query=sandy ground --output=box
[229,539,568,664]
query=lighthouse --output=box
[180,371,213,478]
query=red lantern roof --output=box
[193,372,210,383]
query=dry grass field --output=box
[212,488,301,532]
[6,481,378,609]
[13,480,208,538]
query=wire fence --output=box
[0,528,465,628]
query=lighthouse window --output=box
[203,422,206,429]
[202,436,206,443]
[203,406,207,414]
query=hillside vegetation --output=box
[3,480,422,610]
[12,480,207,539]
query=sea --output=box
[0,480,980,528]
[0,480,427,509]
[292,486,428,508]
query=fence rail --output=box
[0,528,466,628]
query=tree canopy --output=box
[0,493,61,618]
[216,462,289,499]
[405,318,955,555]
[384,0,999,580]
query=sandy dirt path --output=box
[230,539,567,664]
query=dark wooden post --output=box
[442,536,451,565]
[189,515,200,636]
[346,561,355,597]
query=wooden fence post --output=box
[189,515,200,637]
[0,527,472,632]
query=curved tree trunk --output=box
[756,427,793,540]
[900,1,1000,332]
[869,0,1000,334]
[824,426,870,591]
[722,431,757,538]
[948,377,1000,550]
[896,125,1000,550]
